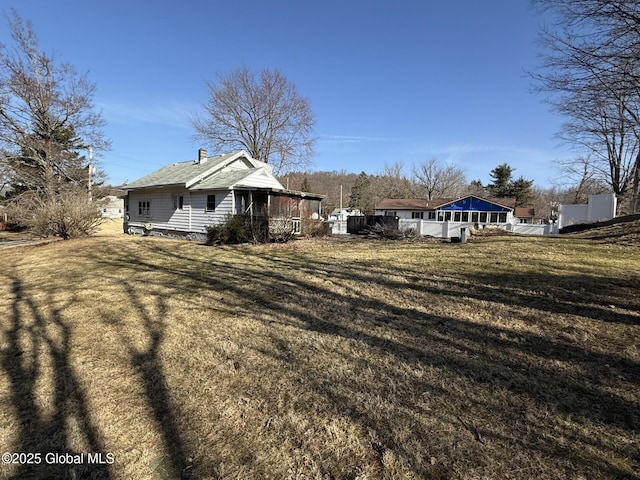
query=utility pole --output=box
[88,147,93,202]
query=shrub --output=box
[206,215,314,245]
[7,189,103,239]
[302,218,330,237]
[207,215,249,245]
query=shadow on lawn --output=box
[1,278,111,480]
[107,280,192,480]
[1,276,196,479]
[90,240,639,478]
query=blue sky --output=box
[0,1,571,188]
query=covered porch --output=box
[232,188,323,236]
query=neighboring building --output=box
[376,196,516,224]
[328,208,362,222]
[328,208,363,235]
[124,149,323,240]
[372,195,554,238]
[100,195,125,218]
[514,207,536,224]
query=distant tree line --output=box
[280,156,613,222]
[281,160,535,216]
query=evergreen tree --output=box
[349,172,375,214]
[510,176,535,207]
[0,12,109,238]
[300,175,311,192]
[486,164,534,207]
[488,164,513,197]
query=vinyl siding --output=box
[241,170,284,189]
[221,159,252,172]
[190,191,233,232]
[127,189,242,233]
[128,188,193,231]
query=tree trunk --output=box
[632,150,640,214]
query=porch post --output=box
[231,189,235,215]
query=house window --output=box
[499,212,507,223]
[384,211,397,217]
[490,212,499,223]
[173,195,184,210]
[411,211,424,219]
[428,211,436,220]
[479,212,487,222]
[471,212,479,223]
[206,195,216,212]
[462,212,469,222]
[138,201,150,216]
[454,211,461,222]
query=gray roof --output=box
[125,151,242,189]
[189,168,259,190]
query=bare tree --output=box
[374,161,414,199]
[554,155,611,203]
[192,67,315,176]
[278,170,358,214]
[412,158,467,200]
[533,0,640,212]
[0,12,109,236]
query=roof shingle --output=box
[125,151,241,189]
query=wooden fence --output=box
[347,215,399,234]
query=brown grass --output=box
[564,216,640,247]
[0,230,638,479]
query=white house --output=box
[374,195,558,237]
[376,196,517,222]
[100,195,125,218]
[124,149,323,240]
[374,196,517,238]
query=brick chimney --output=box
[197,148,208,164]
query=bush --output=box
[207,215,250,245]
[7,189,103,239]
[302,218,330,237]
[206,215,314,245]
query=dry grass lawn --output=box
[0,221,638,479]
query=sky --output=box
[0,0,572,189]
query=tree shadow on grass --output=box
[90,240,640,478]
[1,262,208,479]
[101,279,194,479]
[1,277,111,479]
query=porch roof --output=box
[189,168,261,190]
[231,187,324,201]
